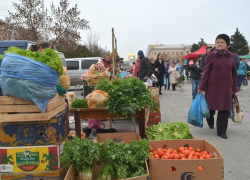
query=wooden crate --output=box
[0,94,65,122]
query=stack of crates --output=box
[0,93,68,180]
[148,88,161,125]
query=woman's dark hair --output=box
[155,54,164,63]
[29,40,50,52]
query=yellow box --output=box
[150,100,160,113]
[0,140,66,173]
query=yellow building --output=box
[128,51,135,66]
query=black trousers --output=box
[206,110,230,135]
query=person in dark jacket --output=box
[200,46,212,71]
[190,60,203,99]
[155,54,166,95]
[164,60,170,90]
[150,58,158,87]
[137,50,151,82]
[198,34,239,139]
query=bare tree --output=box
[84,31,100,53]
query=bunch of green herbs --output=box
[95,78,154,118]
[71,98,88,108]
[1,47,63,75]
[146,122,192,140]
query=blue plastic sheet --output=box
[119,72,128,78]
[0,53,60,113]
[187,93,209,128]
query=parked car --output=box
[66,57,102,86]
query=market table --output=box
[69,107,146,138]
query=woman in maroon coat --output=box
[198,34,238,139]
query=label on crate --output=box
[0,165,13,173]
[16,150,40,171]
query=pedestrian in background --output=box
[168,61,178,91]
[197,55,202,66]
[150,58,158,87]
[200,46,212,71]
[164,60,170,90]
[242,59,250,71]
[155,54,166,95]
[198,34,238,139]
[137,50,151,82]
[190,60,203,100]
[237,59,247,90]
[134,57,140,77]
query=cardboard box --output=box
[148,139,224,180]
[64,133,149,180]
[149,87,159,101]
[0,140,66,173]
[0,109,68,147]
[150,100,160,113]
[1,166,67,180]
[147,113,161,125]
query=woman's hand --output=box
[155,68,158,71]
[198,89,204,94]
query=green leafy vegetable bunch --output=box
[95,77,154,118]
[71,98,88,108]
[2,47,63,75]
[146,122,192,140]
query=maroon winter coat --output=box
[198,50,239,111]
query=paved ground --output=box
[68,80,250,180]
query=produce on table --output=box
[95,78,154,118]
[85,63,110,86]
[1,47,63,75]
[60,138,150,180]
[149,146,216,160]
[71,98,88,108]
[59,138,103,180]
[86,90,108,108]
[146,122,192,140]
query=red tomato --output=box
[198,166,204,172]
[206,154,211,159]
[210,153,215,158]
[173,150,178,154]
[178,147,184,152]
[162,155,168,159]
[196,148,201,152]
[181,150,186,154]
[157,148,162,151]
[168,154,174,159]
[181,157,186,160]
[154,151,157,155]
[185,150,190,156]
[167,148,173,153]
[202,154,206,159]
[179,154,186,159]
[203,151,208,155]
[174,154,180,159]
[154,154,159,159]
[199,156,204,159]
[151,156,155,158]
[190,151,195,155]
[193,156,198,159]
[194,152,201,157]
[162,149,167,153]
[157,151,164,157]
[184,147,188,150]
[188,155,193,159]
[189,147,194,151]
[149,147,153,152]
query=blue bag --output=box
[163,77,166,85]
[119,72,128,78]
[187,93,204,128]
[201,94,210,118]
[0,53,60,113]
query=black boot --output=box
[159,86,163,95]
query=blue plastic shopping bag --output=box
[187,93,209,128]
[163,77,166,85]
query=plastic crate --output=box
[147,113,161,125]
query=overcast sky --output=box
[1,0,250,58]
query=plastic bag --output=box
[163,77,166,85]
[57,84,67,96]
[60,69,70,90]
[243,78,248,86]
[229,98,235,119]
[201,94,210,118]
[187,93,203,128]
[151,74,158,83]
[85,64,110,86]
[0,53,60,113]
[147,77,153,87]
[86,90,108,108]
[119,72,128,78]
[88,119,105,129]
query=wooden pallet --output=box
[0,93,65,122]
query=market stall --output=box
[183,44,207,59]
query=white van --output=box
[66,57,102,86]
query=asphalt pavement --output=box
[68,79,250,180]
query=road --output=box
[68,80,250,180]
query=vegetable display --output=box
[146,122,192,140]
[1,47,63,75]
[60,138,150,180]
[95,78,154,118]
[149,146,216,160]
[71,98,89,108]
[59,138,103,180]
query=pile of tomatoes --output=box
[149,146,215,160]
